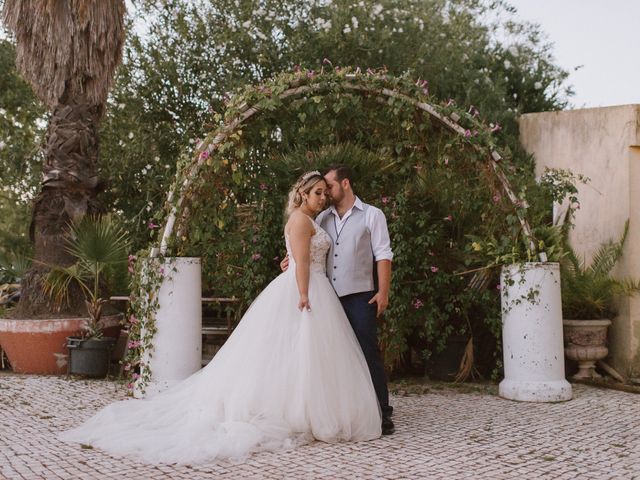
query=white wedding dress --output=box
[60,220,382,465]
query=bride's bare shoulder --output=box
[285,211,314,237]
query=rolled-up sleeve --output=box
[368,207,393,261]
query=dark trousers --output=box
[339,291,392,418]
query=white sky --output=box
[506,0,640,109]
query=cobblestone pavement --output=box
[1,374,638,479]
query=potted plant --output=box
[43,215,129,377]
[561,221,640,379]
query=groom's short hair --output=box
[325,164,354,189]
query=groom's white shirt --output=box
[316,196,393,262]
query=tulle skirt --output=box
[60,269,382,464]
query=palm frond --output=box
[66,215,130,267]
[2,0,126,108]
[561,220,638,319]
[590,220,629,276]
[43,264,90,311]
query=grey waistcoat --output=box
[320,205,374,297]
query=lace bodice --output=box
[285,218,332,273]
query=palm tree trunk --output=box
[16,95,104,317]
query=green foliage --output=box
[94,0,572,253]
[42,215,130,337]
[0,39,45,256]
[561,221,640,320]
[0,248,31,284]
[124,67,574,377]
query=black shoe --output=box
[381,416,395,435]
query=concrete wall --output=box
[519,105,640,376]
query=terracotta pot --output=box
[0,314,122,375]
[562,319,611,379]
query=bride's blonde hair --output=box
[285,170,324,218]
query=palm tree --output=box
[1,0,126,316]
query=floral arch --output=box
[126,67,542,390]
[155,67,534,255]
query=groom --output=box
[316,165,395,435]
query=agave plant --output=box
[561,221,640,320]
[43,215,129,338]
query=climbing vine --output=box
[123,66,569,390]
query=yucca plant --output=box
[43,215,129,339]
[561,221,640,320]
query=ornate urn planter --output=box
[562,319,611,379]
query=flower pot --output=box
[0,314,122,374]
[562,319,611,379]
[135,257,202,398]
[499,262,572,402]
[67,336,117,378]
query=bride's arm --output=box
[286,213,314,311]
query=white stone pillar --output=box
[499,262,572,402]
[135,257,202,398]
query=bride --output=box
[60,171,382,465]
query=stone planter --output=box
[499,262,572,402]
[0,314,122,374]
[562,319,611,379]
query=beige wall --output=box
[519,105,640,376]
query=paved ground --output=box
[0,374,638,479]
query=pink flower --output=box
[251,253,262,261]
[412,298,424,309]
[306,70,316,78]
[496,284,502,290]
[259,183,268,191]
[127,340,141,349]
[124,363,131,371]
[127,383,133,389]
[129,315,138,325]
[132,373,140,380]
[128,266,134,274]
[490,123,502,133]
[366,68,375,75]
[493,193,502,203]
[381,196,390,205]
[147,220,159,230]
[430,266,439,273]
[468,105,480,117]
[444,158,449,166]
[199,150,209,160]
[128,254,137,263]
[464,129,471,137]
[443,215,453,221]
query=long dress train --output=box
[60,221,381,464]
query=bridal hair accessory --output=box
[301,170,321,182]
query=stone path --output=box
[1,374,638,479]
